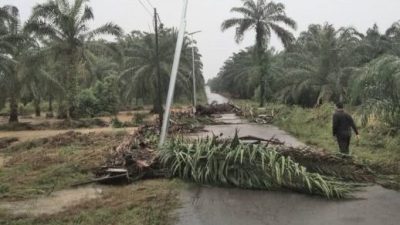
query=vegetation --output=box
[235,101,400,174]
[160,134,356,199]
[0,130,179,224]
[0,180,180,225]
[211,17,400,112]
[0,0,206,122]
[211,2,400,171]
[221,0,296,107]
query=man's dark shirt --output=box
[332,109,359,137]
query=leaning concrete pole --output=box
[159,0,189,146]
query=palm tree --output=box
[221,0,296,106]
[0,5,35,123]
[278,24,361,106]
[352,55,400,129]
[356,24,391,65]
[26,0,122,119]
[210,49,258,99]
[119,29,203,111]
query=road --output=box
[176,87,400,225]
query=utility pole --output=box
[192,45,196,112]
[187,31,201,113]
[154,8,163,127]
[159,0,189,146]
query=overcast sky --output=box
[3,0,400,80]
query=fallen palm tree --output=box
[276,146,375,182]
[93,126,365,199]
[159,135,358,199]
[196,103,241,116]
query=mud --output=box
[0,186,102,216]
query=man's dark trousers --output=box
[337,134,351,154]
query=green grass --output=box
[0,180,181,225]
[0,129,182,225]
[0,132,126,200]
[234,100,400,174]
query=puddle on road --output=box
[0,186,102,216]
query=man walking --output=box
[332,102,359,154]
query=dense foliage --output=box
[221,0,296,107]
[211,1,400,129]
[0,0,205,121]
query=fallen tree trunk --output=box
[97,127,375,185]
[196,103,241,116]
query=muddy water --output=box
[0,186,102,216]
[176,88,400,225]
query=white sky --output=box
[3,0,400,80]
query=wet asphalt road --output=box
[175,87,400,225]
[177,185,400,225]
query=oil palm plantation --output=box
[26,0,122,119]
[210,49,258,99]
[221,0,296,106]
[0,5,37,123]
[352,55,400,129]
[119,29,204,111]
[278,24,361,106]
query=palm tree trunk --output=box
[256,25,266,107]
[48,95,53,113]
[65,53,78,120]
[260,73,266,107]
[34,97,41,117]
[9,94,18,123]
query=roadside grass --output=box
[0,179,181,225]
[234,100,400,175]
[0,131,126,200]
[0,129,183,225]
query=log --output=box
[239,135,284,145]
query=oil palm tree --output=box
[119,29,203,111]
[352,55,400,129]
[280,24,362,106]
[221,0,296,106]
[26,0,122,119]
[0,5,35,123]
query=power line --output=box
[136,0,152,17]
[144,0,154,9]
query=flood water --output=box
[176,87,400,225]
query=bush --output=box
[93,76,119,115]
[76,76,120,118]
[76,89,99,118]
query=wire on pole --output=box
[136,0,153,17]
[144,0,154,9]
